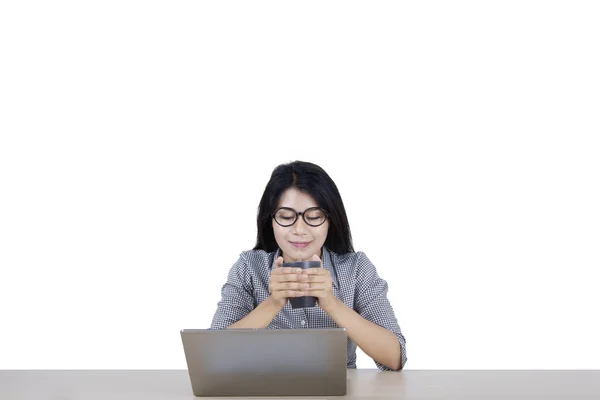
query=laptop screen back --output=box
[180,328,347,397]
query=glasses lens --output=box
[304,208,326,226]
[274,208,297,226]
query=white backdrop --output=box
[1,1,599,369]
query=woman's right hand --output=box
[268,256,310,309]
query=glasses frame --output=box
[271,206,329,227]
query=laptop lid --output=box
[180,328,347,397]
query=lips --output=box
[290,241,310,249]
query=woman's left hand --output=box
[303,254,337,311]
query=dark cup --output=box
[282,260,321,308]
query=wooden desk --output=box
[1,369,599,399]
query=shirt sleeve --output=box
[353,252,407,371]
[209,253,256,329]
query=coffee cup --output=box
[281,260,321,308]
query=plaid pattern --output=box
[210,247,407,370]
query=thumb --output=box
[311,254,322,266]
[274,256,284,268]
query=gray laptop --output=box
[180,328,347,397]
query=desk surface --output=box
[1,369,599,399]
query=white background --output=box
[1,1,599,369]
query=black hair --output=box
[254,161,354,254]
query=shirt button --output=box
[300,320,306,326]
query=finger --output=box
[272,273,303,283]
[273,266,303,275]
[303,268,328,275]
[276,290,304,297]
[305,275,331,284]
[302,275,333,286]
[274,256,284,268]
[298,274,324,283]
[306,283,330,291]
[309,254,323,268]
[272,282,310,291]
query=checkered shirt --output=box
[209,246,407,370]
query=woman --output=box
[210,161,407,371]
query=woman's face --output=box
[273,188,329,263]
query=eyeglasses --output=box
[272,207,329,227]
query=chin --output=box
[285,248,312,262]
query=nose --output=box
[291,216,310,235]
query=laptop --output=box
[180,328,347,397]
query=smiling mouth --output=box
[290,242,310,249]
